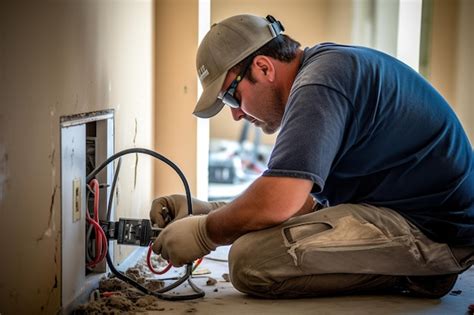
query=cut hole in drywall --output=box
[60,109,114,312]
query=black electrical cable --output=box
[87,148,205,300]
[87,148,193,220]
[107,157,122,222]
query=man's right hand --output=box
[149,194,227,228]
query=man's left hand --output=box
[152,215,217,267]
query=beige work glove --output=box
[152,215,217,267]
[149,194,226,228]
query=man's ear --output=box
[253,56,275,82]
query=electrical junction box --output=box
[60,110,114,313]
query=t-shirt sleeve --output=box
[263,84,356,193]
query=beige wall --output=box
[426,0,474,142]
[0,1,154,313]
[454,0,474,141]
[209,0,353,145]
[154,0,199,197]
[428,0,459,108]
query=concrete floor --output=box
[144,247,474,315]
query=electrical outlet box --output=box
[60,110,114,312]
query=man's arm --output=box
[207,175,313,245]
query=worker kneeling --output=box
[150,14,474,299]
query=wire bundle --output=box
[86,179,108,268]
[86,148,205,300]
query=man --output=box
[150,14,474,298]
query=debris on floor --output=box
[222,273,230,282]
[192,267,211,275]
[73,276,164,314]
[449,289,462,296]
[74,253,169,314]
[206,277,217,286]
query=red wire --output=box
[192,258,203,272]
[86,179,108,268]
[146,242,204,275]
[91,179,101,261]
[86,214,108,266]
[92,179,107,265]
[147,243,172,274]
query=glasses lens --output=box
[219,58,252,109]
[221,92,240,108]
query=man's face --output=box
[220,59,286,134]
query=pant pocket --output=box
[282,215,427,275]
[282,215,396,248]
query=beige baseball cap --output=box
[193,14,284,118]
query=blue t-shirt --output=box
[263,43,474,246]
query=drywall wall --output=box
[454,0,474,141]
[154,0,199,197]
[428,0,459,108]
[0,1,154,313]
[426,0,474,142]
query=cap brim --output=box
[193,72,227,118]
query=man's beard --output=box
[261,121,280,134]
[260,87,285,134]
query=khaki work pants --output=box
[228,204,472,298]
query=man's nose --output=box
[231,107,245,121]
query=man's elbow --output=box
[246,204,299,231]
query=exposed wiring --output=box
[146,244,203,275]
[110,158,177,276]
[85,189,95,266]
[86,179,108,268]
[85,173,114,269]
[87,148,205,300]
[90,179,103,265]
[146,243,172,275]
[85,211,107,267]
[192,258,203,272]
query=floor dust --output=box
[222,273,230,282]
[73,253,169,314]
[206,277,217,286]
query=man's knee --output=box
[228,234,273,296]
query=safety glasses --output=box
[218,58,253,109]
